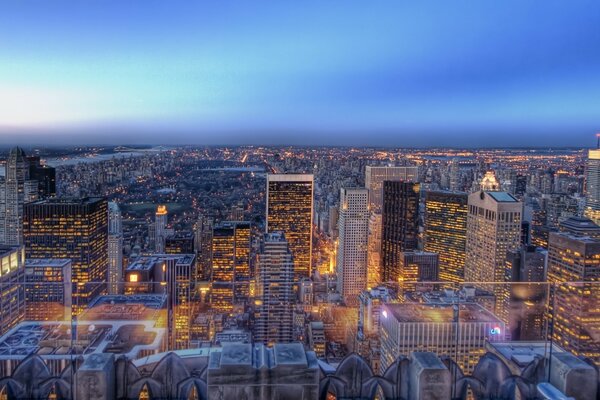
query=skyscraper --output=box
[0,246,25,337]
[585,149,600,225]
[194,215,213,282]
[23,197,108,314]
[424,191,468,283]
[465,190,522,328]
[0,147,38,246]
[266,174,313,279]
[396,251,439,296]
[24,258,72,321]
[107,202,123,295]
[336,188,369,305]
[365,166,419,213]
[108,201,123,235]
[155,205,168,253]
[210,222,251,313]
[27,155,56,199]
[255,232,294,345]
[381,181,420,283]
[547,231,600,364]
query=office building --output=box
[585,148,600,225]
[211,222,251,312]
[465,190,522,327]
[424,191,468,283]
[396,251,439,296]
[26,155,56,199]
[0,147,38,246]
[154,205,168,253]
[255,232,295,345]
[547,231,600,364]
[381,181,420,283]
[0,246,25,337]
[166,231,195,254]
[336,188,369,305]
[108,233,123,295]
[108,201,123,235]
[358,286,393,337]
[23,197,108,314]
[505,246,547,340]
[24,259,72,321]
[380,302,505,373]
[365,166,419,213]
[266,174,313,279]
[194,215,213,281]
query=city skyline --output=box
[1,1,599,146]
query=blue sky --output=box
[0,1,599,146]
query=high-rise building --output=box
[26,155,56,199]
[547,231,600,364]
[585,148,600,225]
[336,188,369,305]
[365,166,419,214]
[266,174,313,279]
[108,201,123,235]
[505,245,547,340]
[381,181,420,283]
[255,232,294,345]
[424,191,468,283]
[449,159,461,191]
[166,231,195,254]
[380,303,505,373]
[107,233,123,294]
[465,190,522,328]
[396,251,439,296]
[194,215,213,281]
[0,246,25,337]
[366,213,382,289]
[0,147,38,246]
[155,205,168,253]
[210,222,251,312]
[24,259,72,321]
[23,197,108,314]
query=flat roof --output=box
[267,173,314,182]
[25,259,71,268]
[384,303,502,324]
[487,191,519,202]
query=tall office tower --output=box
[23,197,108,314]
[396,251,439,296]
[255,232,294,345]
[0,147,38,246]
[194,215,213,281]
[336,188,369,305]
[505,246,548,340]
[547,231,600,364]
[24,259,72,321]
[210,222,251,312]
[155,205,168,253]
[449,159,461,191]
[380,303,505,373]
[107,233,123,294]
[0,246,25,336]
[108,201,123,235]
[366,213,382,289]
[465,190,522,328]
[381,181,420,283]
[26,155,56,198]
[365,166,420,213]
[166,232,195,254]
[266,174,313,279]
[424,191,468,283]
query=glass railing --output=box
[0,280,598,399]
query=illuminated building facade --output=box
[24,259,72,321]
[108,201,123,235]
[547,231,600,364]
[585,149,600,225]
[0,246,25,337]
[365,166,419,288]
[194,215,213,281]
[266,174,313,279]
[380,303,505,373]
[210,222,251,313]
[155,204,168,253]
[0,147,38,246]
[108,233,123,294]
[465,191,522,328]
[396,251,439,297]
[424,191,467,283]
[336,188,369,305]
[166,231,195,254]
[23,197,108,314]
[255,232,294,345]
[381,181,420,283]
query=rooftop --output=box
[384,302,502,324]
[487,191,519,202]
[24,259,71,268]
